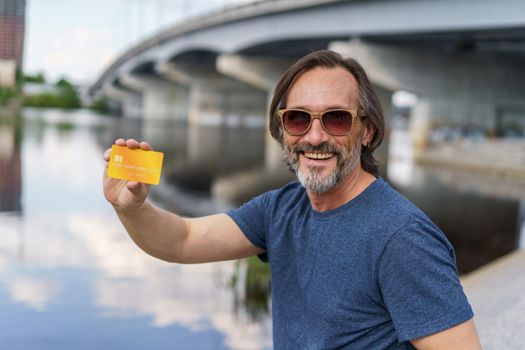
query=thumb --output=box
[126,181,141,192]
[126,181,150,194]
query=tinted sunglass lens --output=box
[323,110,353,134]
[283,110,311,134]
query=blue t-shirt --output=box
[227,178,473,349]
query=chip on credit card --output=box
[107,145,164,185]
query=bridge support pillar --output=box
[120,73,189,121]
[160,61,268,127]
[186,83,267,128]
[102,85,142,119]
[217,54,296,171]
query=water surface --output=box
[0,109,272,350]
[0,108,523,349]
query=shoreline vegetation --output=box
[0,71,108,112]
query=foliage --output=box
[23,77,81,109]
[89,96,110,113]
[0,69,22,106]
[0,86,17,106]
[230,256,271,321]
[23,72,46,83]
[23,93,78,109]
[56,78,73,89]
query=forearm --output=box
[114,201,188,263]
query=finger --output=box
[126,139,140,149]
[127,181,148,193]
[127,181,150,193]
[103,148,111,161]
[115,138,126,146]
[139,141,153,151]
[126,181,140,191]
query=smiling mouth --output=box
[302,152,335,160]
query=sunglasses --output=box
[278,108,364,136]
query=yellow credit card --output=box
[107,145,164,185]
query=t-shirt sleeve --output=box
[226,192,269,262]
[377,218,474,342]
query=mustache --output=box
[291,142,342,154]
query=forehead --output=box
[286,66,359,110]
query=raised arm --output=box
[103,138,264,263]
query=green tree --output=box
[22,77,81,109]
[0,86,17,106]
[89,96,109,113]
[23,72,46,83]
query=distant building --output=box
[0,0,25,66]
[0,0,25,87]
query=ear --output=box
[361,120,375,148]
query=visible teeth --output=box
[304,152,334,160]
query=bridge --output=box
[90,0,525,166]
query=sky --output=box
[24,0,254,85]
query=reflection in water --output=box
[0,109,272,350]
[9,277,61,311]
[231,257,271,323]
[69,214,271,349]
[0,115,22,212]
[388,127,522,273]
[0,210,272,349]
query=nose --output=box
[303,118,330,146]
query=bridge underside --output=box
[90,0,525,169]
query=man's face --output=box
[282,67,366,194]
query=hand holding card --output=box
[107,145,164,185]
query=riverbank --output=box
[462,249,525,349]
[416,139,525,181]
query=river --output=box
[0,107,523,349]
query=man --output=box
[103,50,481,349]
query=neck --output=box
[307,166,376,212]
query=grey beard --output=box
[283,138,362,194]
[297,164,340,194]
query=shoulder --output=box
[226,181,308,256]
[228,181,307,220]
[377,216,472,341]
[271,181,306,204]
[349,178,452,261]
[374,178,451,245]
[366,178,423,216]
[252,180,307,210]
[373,180,457,282]
[356,178,434,234]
